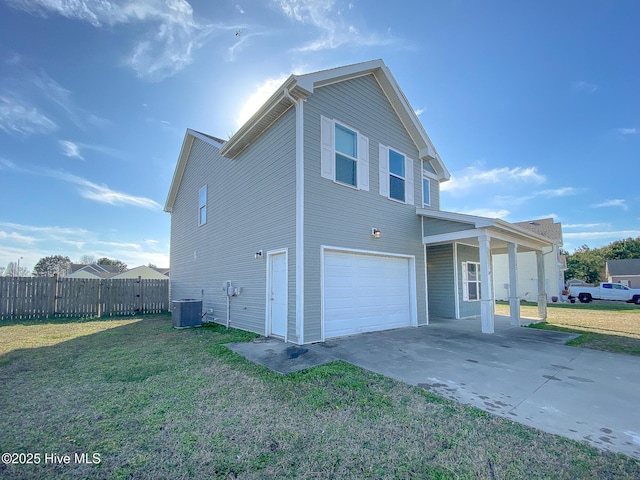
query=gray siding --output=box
[426,244,455,318]
[423,217,471,237]
[456,243,481,318]
[302,74,428,342]
[169,110,297,339]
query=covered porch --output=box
[418,209,554,333]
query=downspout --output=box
[284,88,304,344]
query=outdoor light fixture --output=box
[371,228,381,239]
[255,250,263,259]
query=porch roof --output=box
[417,208,554,253]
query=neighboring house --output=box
[111,265,170,280]
[492,218,566,302]
[67,263,121,279]
[164,59,553,344]
[606,259,640,288]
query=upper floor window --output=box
[379,145,414,204]
[389,149,405,202]
[320,116,369,191]
[335,123,358,186]
[422,177,431,206]
[198,185,207,226]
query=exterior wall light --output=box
[372,228,381,239]
[255,250,263,259]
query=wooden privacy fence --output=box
[0,275,169,320]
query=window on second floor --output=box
[379,145,414,204]
[423,177,431,207]
[320,116,369,191]
[335,123,358,186]
[198,185,207,226]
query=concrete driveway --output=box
[228,316,640,459]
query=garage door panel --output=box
[324,251,411,339]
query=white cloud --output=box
[454,208,511,219]
[0,230,37,244]
[6,0,215,81]
[235,3,245,14]
[618,127,638,135]
[1,158,161,210]
[572,80,597,93]
[414,107,425,116]
[563,223,607,229]
[275,0,394,52]
[0,222,169,269]
[441,166,546,194]
[564,230,640,240]
[538,187,578,198]
[0,94,57,136]
[226,31,265,62]
[59,140,84,160]
[591,199,628,211]
[236,74,289,126]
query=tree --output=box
[603,237,640,260]
[79,254,96,264]
[97,257,128,273]
[33,255,72,277]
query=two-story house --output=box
[164,59,553,344]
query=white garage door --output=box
[323,251,412,339]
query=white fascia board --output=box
[416,208,495,228]
[423,228,484,245]
[295,59,385,93]
[164,131,195,213]
[186,129,224,148]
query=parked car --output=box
[569,282,640,304]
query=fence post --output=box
[51,274,58,317]
[137,276,143,313]
[97,280,102,318]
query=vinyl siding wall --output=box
[302,74,429,343]
[169,111,297,339]
[423,217,472,236]
[456,243,481,318]
[426,244,455,318]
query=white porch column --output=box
[478,234,494,333]
[536,250,547,321]
[508,242,521,326]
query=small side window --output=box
[422,177,431,206]
[199,186,207,226]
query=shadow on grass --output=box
[528,322,640,356]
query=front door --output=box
[269,252,287,337]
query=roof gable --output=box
[219,59,450,180]
[164,129,223,213]
[514,218,563,245]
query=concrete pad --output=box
[226,316,640,459]
[226,337,335,374]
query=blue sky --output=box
[1,0,638,272]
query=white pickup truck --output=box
[570,282,640,304]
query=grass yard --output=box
[1,315,639,479]
[495,301,640,355]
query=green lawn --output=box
[495,301,640,355]
[1,315,639,479]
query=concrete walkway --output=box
[228,316,640,459]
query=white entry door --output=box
[269,252,287,337]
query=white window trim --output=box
[379,145,414,205]
[422,171,436,207]
[320,116,369,191]
[462,261,481,302]
[198,185,207,226]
